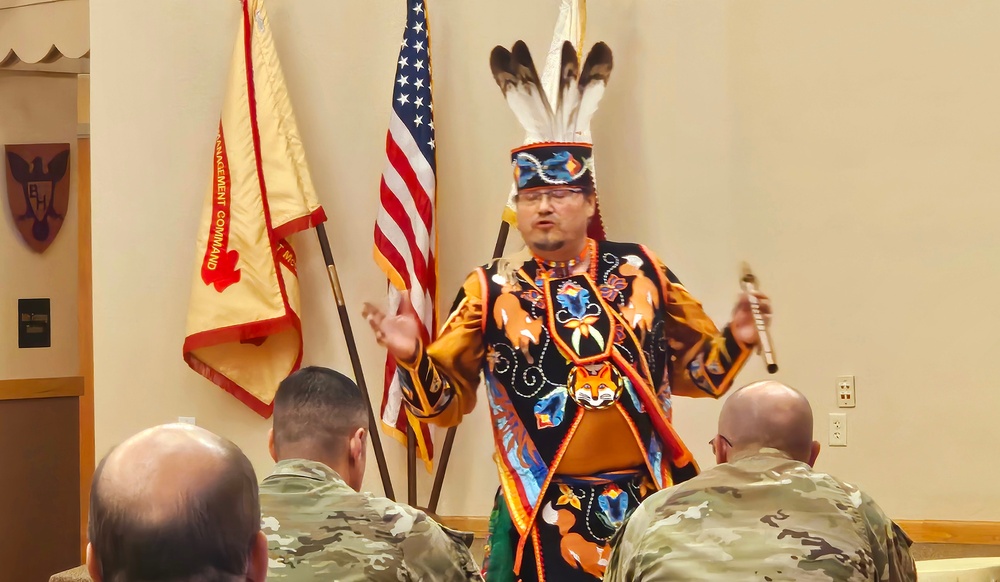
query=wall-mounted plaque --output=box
[5,143,71,253]
[18,298,51,349]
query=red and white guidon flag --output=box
[183,0,325,416]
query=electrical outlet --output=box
[178,416,196,426]
[837,375,856,408]
[829,413,847,446]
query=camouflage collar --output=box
[727,447,796,464]
[267,458,346,484]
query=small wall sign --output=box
[18,298,51,349]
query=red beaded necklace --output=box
[533,238,598,280]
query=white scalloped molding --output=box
[0,0,89,66]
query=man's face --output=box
[515,187,595,255]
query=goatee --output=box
[532,240,566,252]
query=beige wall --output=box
[0,72,79,380]
[723,1,1000,520]
[91,0,1000,520]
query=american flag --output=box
[373,0,437,469]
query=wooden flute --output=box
[741,263,778,374]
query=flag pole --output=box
[407,424,418,506]
[427,221,511,514]
[315,223,396,501]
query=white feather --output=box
[492,46,552,142]
[570,42,613,140]
[503,81,554,143]
[554,43,581,142]
[571,80,607,140]
[512,41,556,141]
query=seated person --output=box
[604,380,916,581]
[87,424,268,582]
[260,366,483,581]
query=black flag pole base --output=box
[315,223,396,501]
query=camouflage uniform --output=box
[604,449,917,582]
[259,459,484,581]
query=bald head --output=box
[88,424,263,582]
[718,381,817,464]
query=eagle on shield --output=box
[5,144,70,253]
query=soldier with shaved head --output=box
[605,381,916,582]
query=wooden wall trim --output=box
[77,132,94,562]
[438,516,1000,545]
[897,521,1000,545]
[0,377,83,401]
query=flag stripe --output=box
[388,111,436,220]
[386,139,434,232]
[373,217,433,335]
[372,233,435,336]
[385,152,433,240]
[380,163,432,275]
[383,140,434,240]
[376,196,426,288]
[374,221,413,287]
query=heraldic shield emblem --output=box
[5,143,71,253]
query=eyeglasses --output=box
[709,434,733,455]
[514,188,584,207]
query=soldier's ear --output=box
[349,427,367,463]
[246,531,269,582]
[347,427,368,491]
[86,543,102,582]
[267,427,277,463]
[808,441,821,467]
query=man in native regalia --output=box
[364,39,772,582]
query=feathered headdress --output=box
[490,40,613,195]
